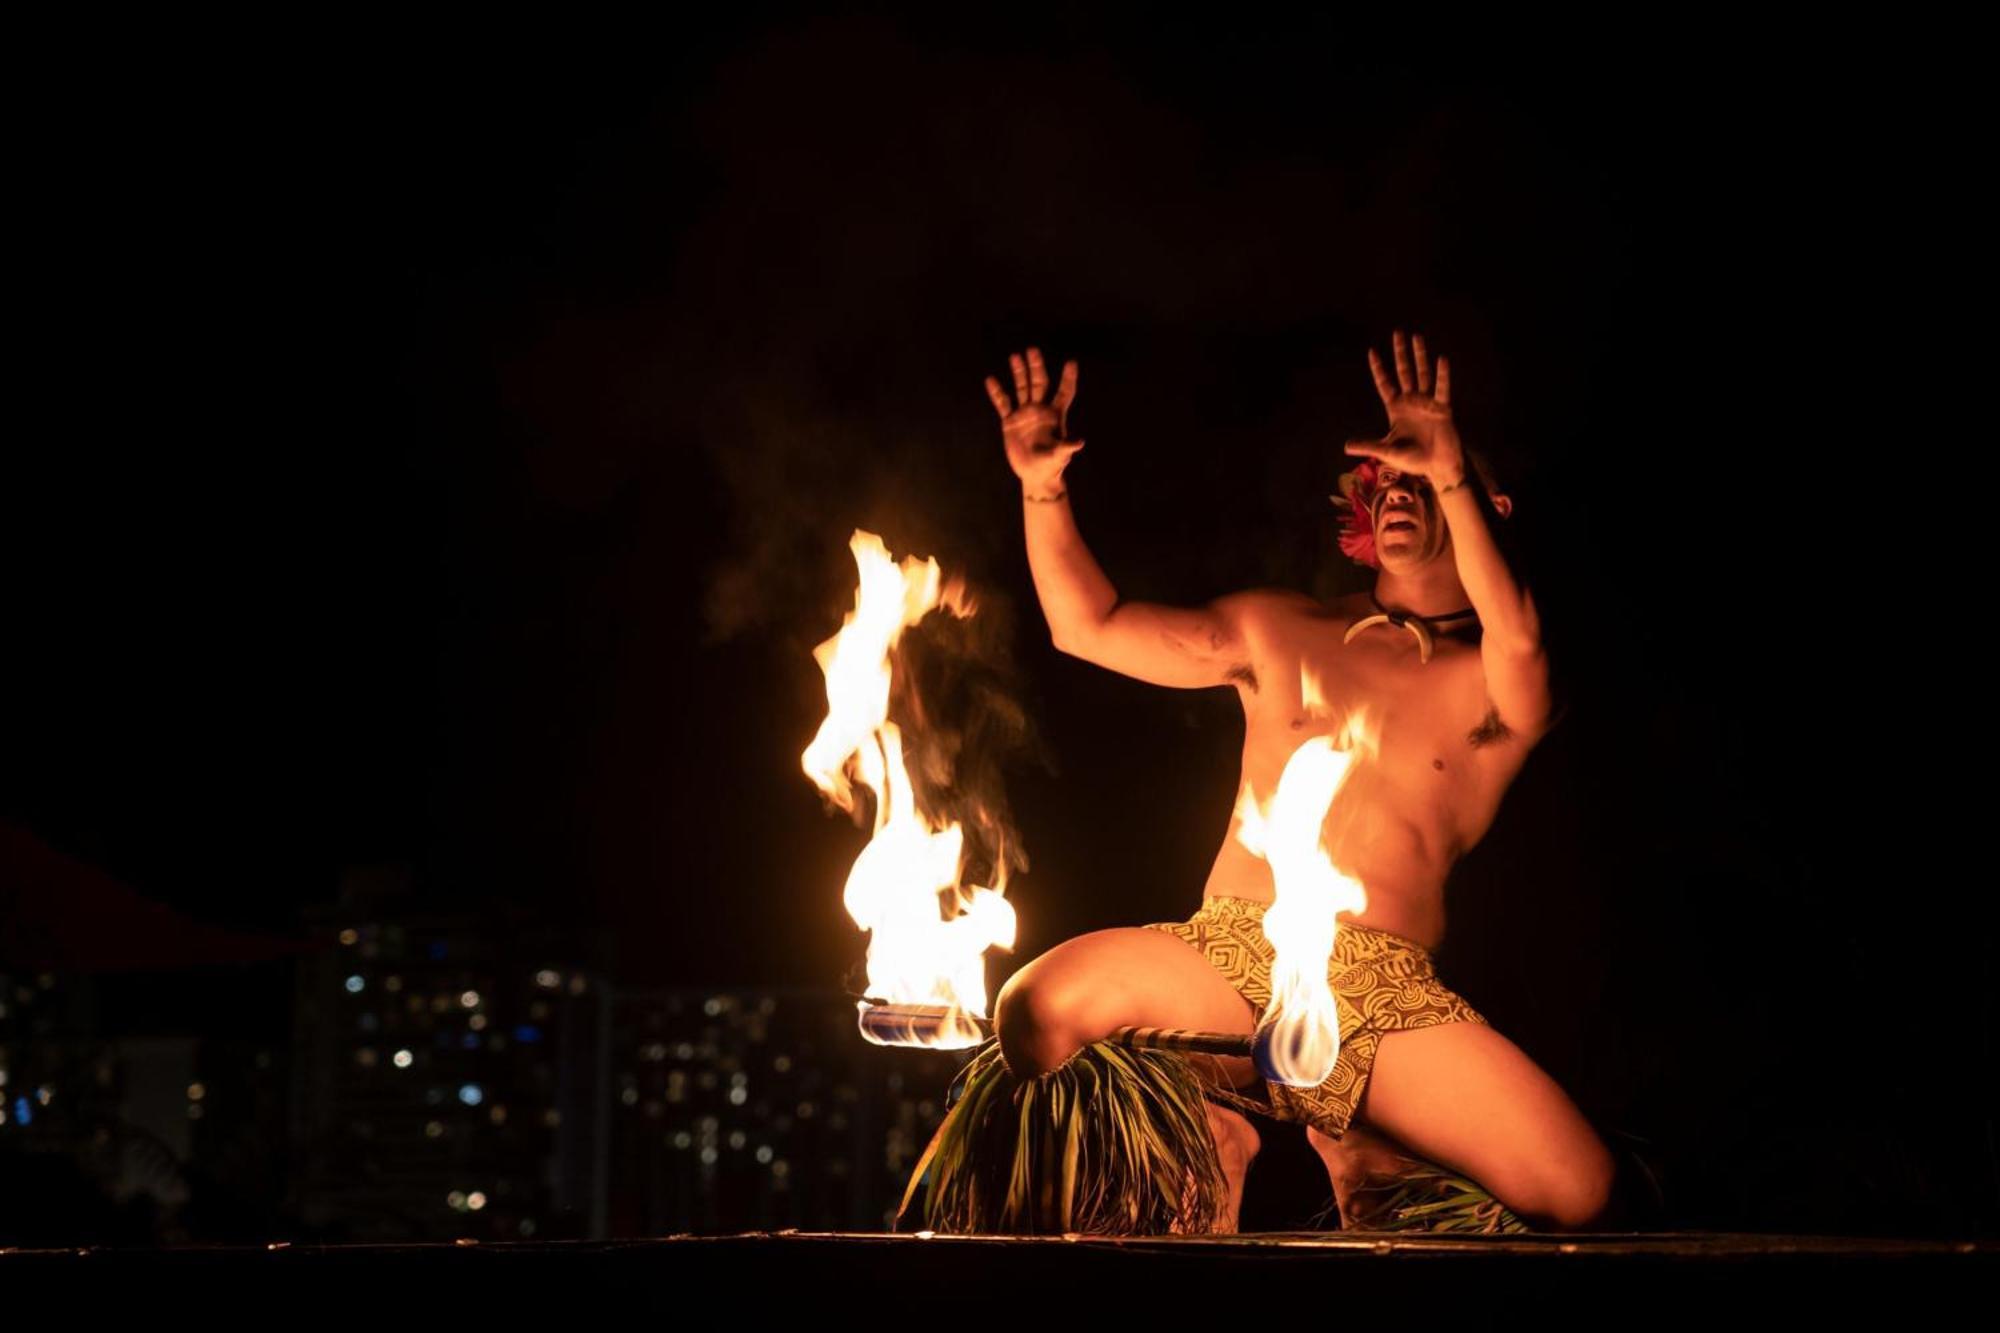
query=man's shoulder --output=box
[1210,586,1327,632]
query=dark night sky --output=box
[9,18,1990,1226]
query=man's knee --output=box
[1525,1140,1618,1231]
[994,969,1092,1079]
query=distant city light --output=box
[535,970,560,989]
[620,1088,639,1106]
[447,1191,467,1210]
[393,1049,414,1069]
[771,1160,789,1180]
[728,1087,747,1106]
[426,1121,445,1139]
[14,1098,32,1125]
[459,990,481,1009]
[36,1085,53,1106]
[698,1147,719,1165]
[384,976,403,993]
[344,976,365,994]
[755,1146,773,1164]
[772,1055,792,1073]
[187,1083,206,1102]
[187,1104,204,1121]
[512,1025,542,1044]
[489,1106,507,1125]
[703,998,722,1017]
[339,929,359,946]
[727,1131,747,1150]
[567,975,587,995]
[356,1049,378,1068]
[542,1110,561,1128]
[467,1192,488,1211]
[468,1014,488,1032]
[519,1219,537,1237]
[459,1084,484,1106]
[672,1131,692,1149]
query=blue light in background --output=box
[11,1098,29,1126]
[512,1025,542,1044]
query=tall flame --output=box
[802,530,1015,1048]
[1233,669,1371,1086]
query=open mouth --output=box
[1380,516,1418,534]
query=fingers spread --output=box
[1051,359,1079,415]
[1367,348,1397,409]
[1343,438,1382,459]
[1009,353,1030,404]
[1435,355,1452,407]
[1412,333,1432,394]
[985,376,1013,419]
[1392,330,1416,394]
[1026,346,1049,403]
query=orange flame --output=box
[802,530,1014,1048]
[1233,670,1371,1086]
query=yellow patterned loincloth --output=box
[1142,895,1488,1141]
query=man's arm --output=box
[1347,332,1553,741]
[1024,489,1294,688]
[989,346,1294,690]
[1433,467,1553,742]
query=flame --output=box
[1233,672,1371,1087]
[802,530,1014,1049]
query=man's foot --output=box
[1205,1103,1261,1232]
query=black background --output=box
[8,15,1989,1231]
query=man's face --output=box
[1372,466,1450,571]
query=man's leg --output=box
[1347,1021,1617,1231]
[994,927,1268,1230]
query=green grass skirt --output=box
[899,1037,1533,1235]
[898,1038,1230,1235]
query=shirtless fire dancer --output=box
[980,334,1617,1232]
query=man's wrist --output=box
[1022,484,1069,503]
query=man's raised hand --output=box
[1343,330,1465,485]
[985,346,1083,497]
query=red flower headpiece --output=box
[1334,459,1381,569]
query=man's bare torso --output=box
[1198,590,1538,951]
